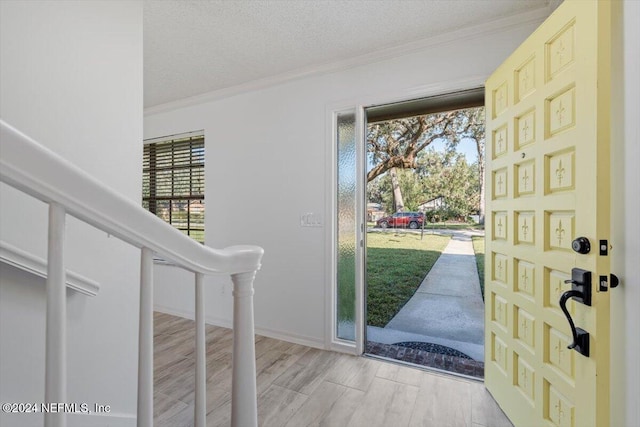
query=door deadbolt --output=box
[572,237,591,254]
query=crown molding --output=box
[144,6,551,116]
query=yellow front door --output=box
[484,1,613,426]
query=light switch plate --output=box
[300,212,322,227]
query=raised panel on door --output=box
[484,1,612,426]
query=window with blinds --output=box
[143,133,205,243]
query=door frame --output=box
[324,77,487,354]
[325,104,367,355]
[609,2,639,425]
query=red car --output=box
[376,212,424,229]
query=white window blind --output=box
[143,134,205,243]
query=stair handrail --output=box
[0,120,262,274]
[0,119,263,427]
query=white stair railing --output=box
[0,119,264,427]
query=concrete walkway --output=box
[380,231,485,360]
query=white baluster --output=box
[45,203,66,427]
[137,248,154,427]
[230,271,258,427]
[194,273,206,427]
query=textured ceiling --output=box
[144,0,551,108]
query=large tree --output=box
[367,108,483,182]
[370,150,480,219]
[464,107,486,224]
[367,107,484,216]
[417,150,480,220]
[373,168,425,213]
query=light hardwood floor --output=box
[154,312,513,427]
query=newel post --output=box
[230,271,258,427]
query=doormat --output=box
[392,341,472,359]
[366,341,484,378]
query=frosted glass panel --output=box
[337,112,356,341]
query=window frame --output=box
[142,131,205,243]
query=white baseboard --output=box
[153,304,196,320]
[254,324,325,350]
[154,305,326,350]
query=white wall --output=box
[144,18,545,347]
[0,2,142,426]
[611,2,640,426]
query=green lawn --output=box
[366,232,450,327]
[471,236,485,300]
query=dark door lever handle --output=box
[564,268,592,306]
[559,290,589,356]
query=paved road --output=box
[382,230,485,356]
